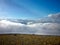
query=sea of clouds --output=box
[0,13,60,35]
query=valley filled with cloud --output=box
[0,13,60,35]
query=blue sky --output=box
[0,0,60,19]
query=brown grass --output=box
[0,34,60,45]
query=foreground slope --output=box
[0,34,60,45]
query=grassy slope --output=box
[0,34,60,45]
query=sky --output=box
[0,0,60,19]
[0,0,60,35]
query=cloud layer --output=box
[0,13,60,35]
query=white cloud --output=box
[0,13,60,35]
[48,13,60,18]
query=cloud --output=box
[0,20,36,34]
[48,13,60,18]
[0,13,60,35]
[38,13,60,23]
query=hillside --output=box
[0,34,60,45]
